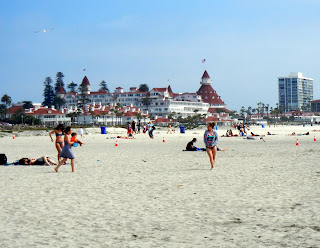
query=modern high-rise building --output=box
[278,72,313,112]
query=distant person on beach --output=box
[79,127,84,138]
[204,122,218,169]
[137,120,141,134]
[117,136,135,139]
[148,122,155,139]
[186,138,198,151]
[49,124,64,161]
[127,124,133,137]
[132,121,136,134]
[18,156,57,166]
[55,127,78,172]
[167,125,174,134]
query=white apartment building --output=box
[278,72,313,112]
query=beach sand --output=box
[0,125,319,247]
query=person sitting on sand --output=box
[186,138,198,151]
[18,156,57,166]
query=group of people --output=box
[126,120,156,139]
[17,124,83,171]
[49,124,83,172]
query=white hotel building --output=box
[57,71,231,122]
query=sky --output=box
[1,0,320,111]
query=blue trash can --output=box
[101,126,106,134]
[215,125,218,130]
[261,124,265,128]
[180,126,185,133]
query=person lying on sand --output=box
[267,132,278,135]
[288,132,310,136]
[250,132,260,136]
[18,156,57,166]
[116,136,135,139]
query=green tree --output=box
[99,80,109,92]
[240,106,245,118]
[55,72,65,92]
[139,84,149,92]
[22,101,33,109]
[53,96,66,110]
[0,104,7,120]
[141,97,152,111]
[43,77,55,107]
[1,94,12,119]
[67,81,78,93]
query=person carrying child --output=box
[54,127,83,173]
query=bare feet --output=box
[72,170,77,173]
[54,167,58,172]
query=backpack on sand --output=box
[0,154,7,165]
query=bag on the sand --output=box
[0,154,7,165]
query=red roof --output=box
[154,117,173,123]
[202,70,210,79]
[168,85,174,97]
[57,86,66,94]
[8,106,25,114]
[197,85,225,105]
[26,108,64,115]
[81,76,90,86]
[152,88,167,93]
[203,116,219,122]
[123,112,137,117]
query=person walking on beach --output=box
[79,127,84,138]
[204,122,218,169]
[54,127,77,172]
[137,120,141,134]
[49,124,64,162]
[148,122,155,139]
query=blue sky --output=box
[1,0,319,111]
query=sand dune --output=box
[0,125,319,247]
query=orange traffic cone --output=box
[314,136,316,141]
[296,138,299,146]
[163,137,165,142]
[12,133,15,139]
[115,139,118,147]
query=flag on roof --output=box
[202,59,206,63]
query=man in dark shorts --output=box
[186,138,198,151]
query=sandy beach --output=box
[0,124,320,247]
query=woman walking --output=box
[49,124,64,161]
[54,127,77,172]
[204,122,218,169]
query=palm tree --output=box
[1,94,12,119]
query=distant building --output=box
[311,99,320,112]
[278,72,313,112]
[57,70,232,124]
